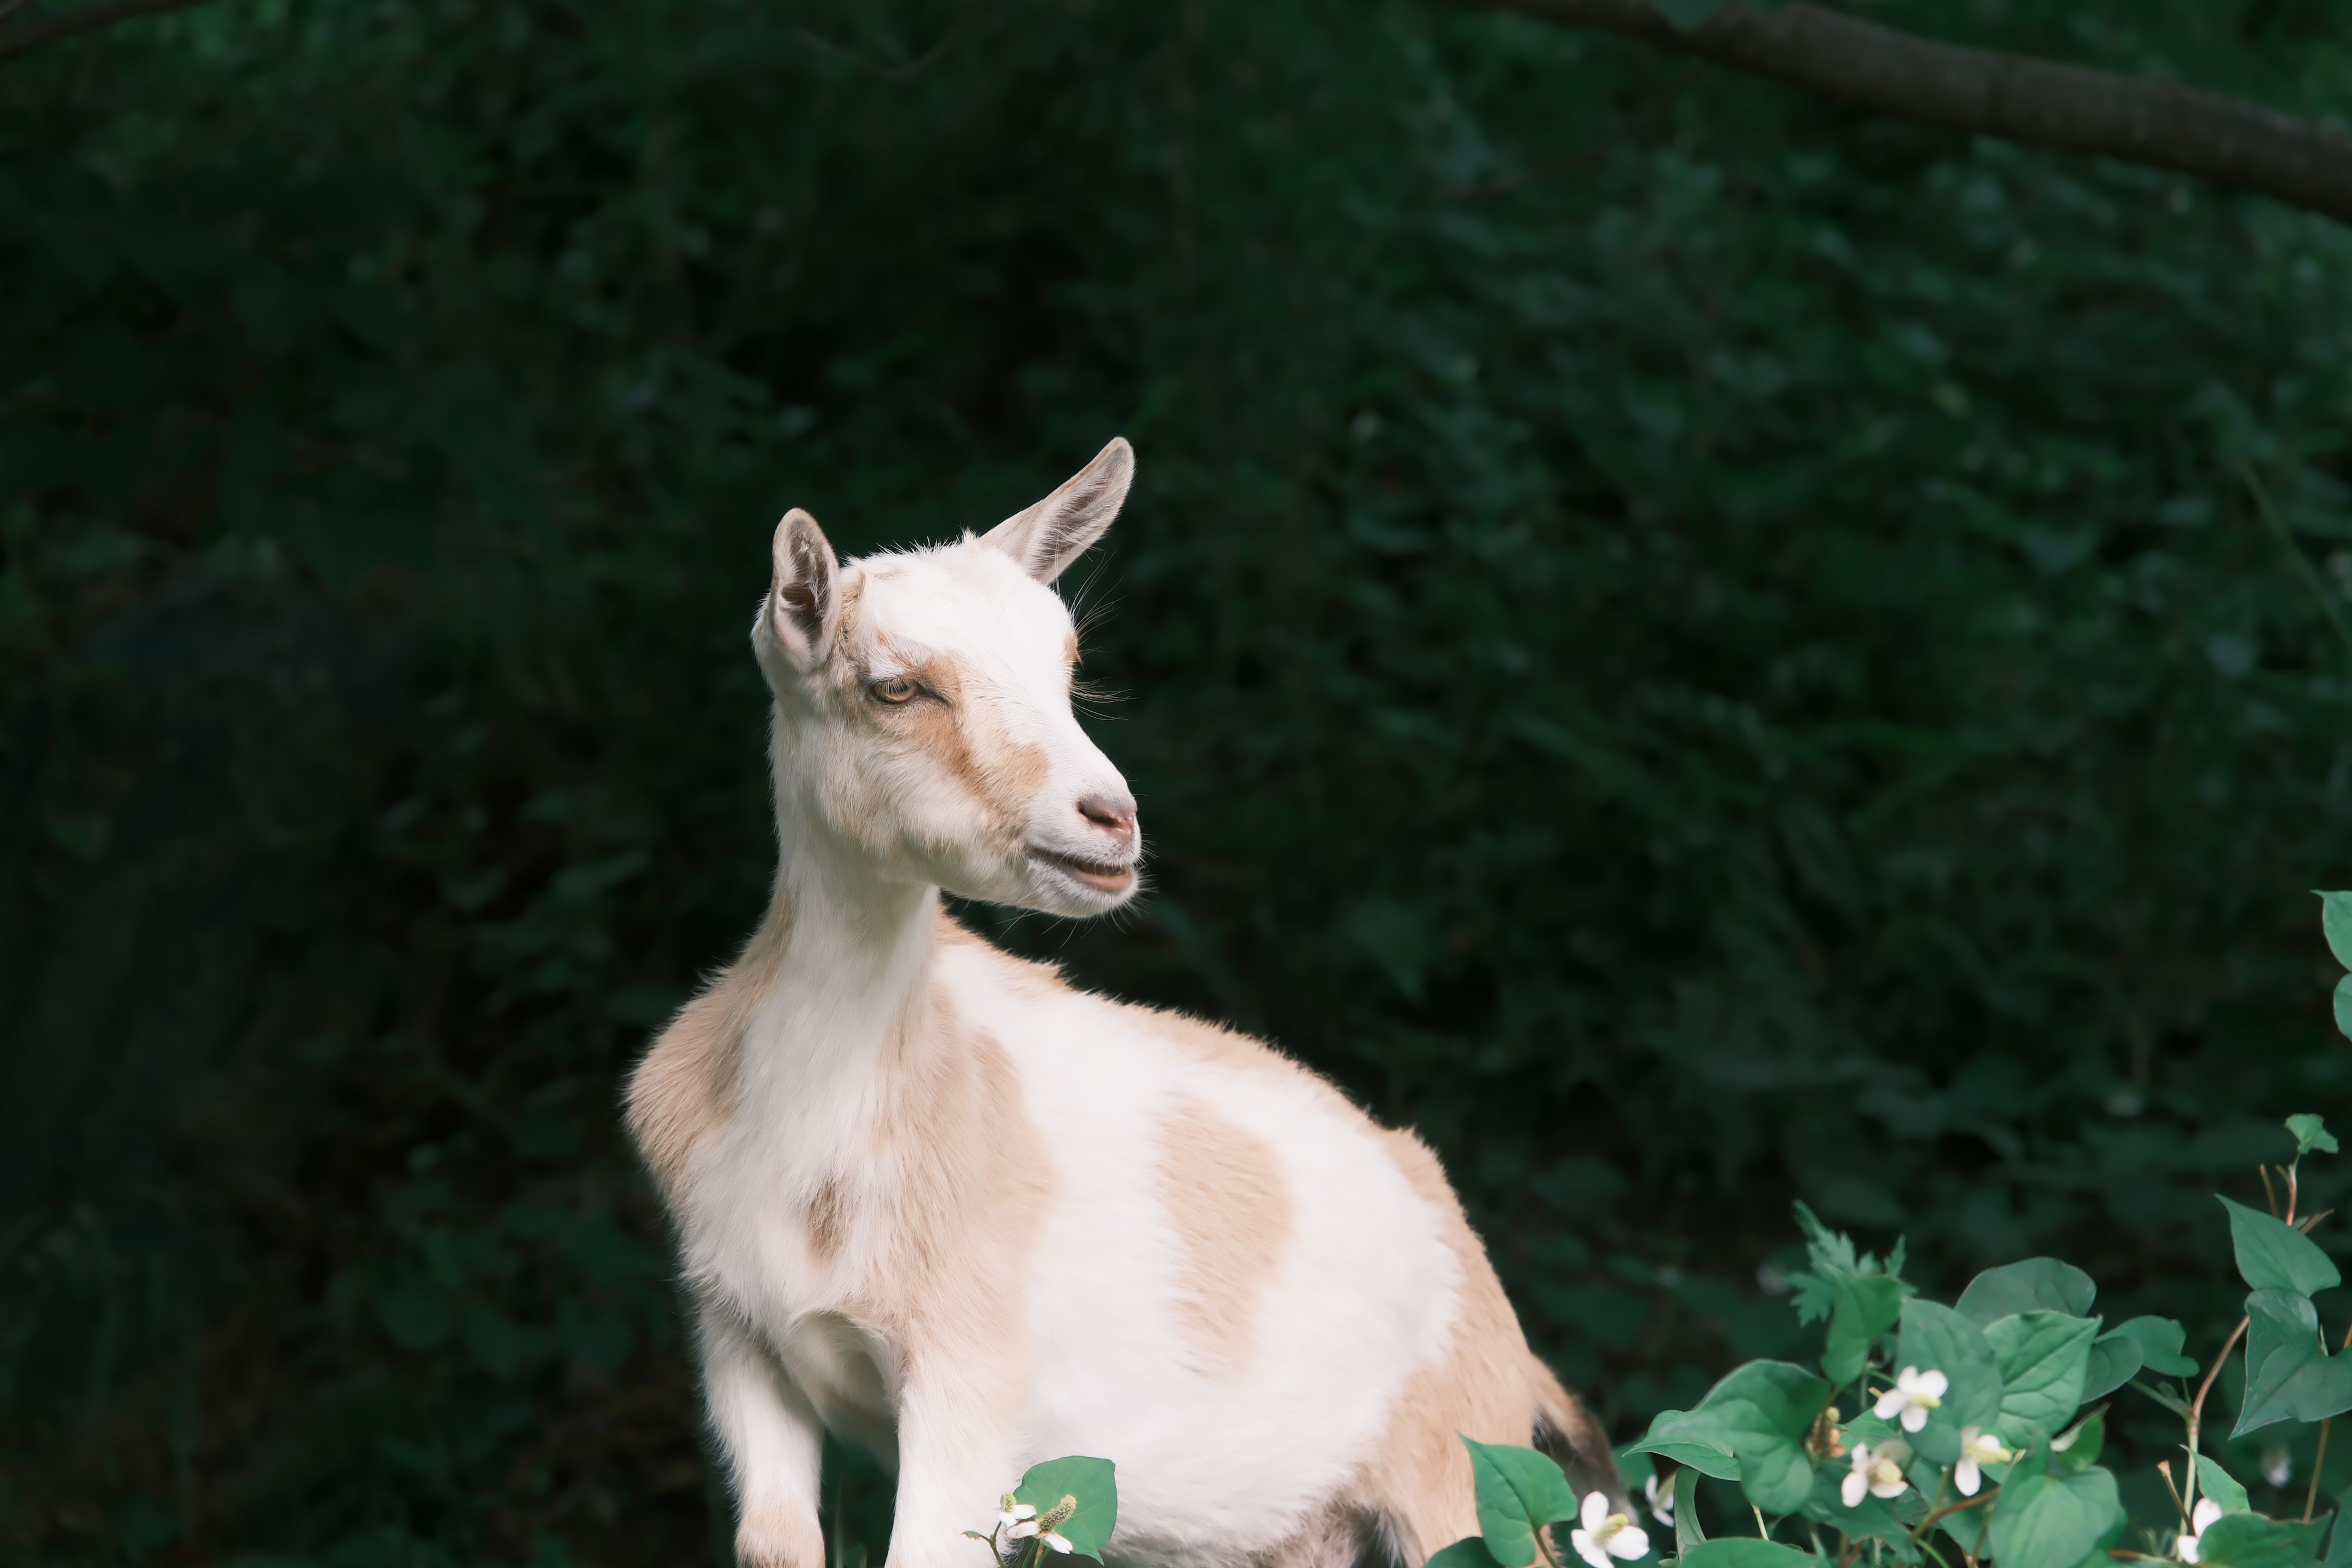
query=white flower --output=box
[999,1503,1038,1535]
[1041,1533,1074,1555]
[1842,1441,1910,1509]
[2263,1447,2293,1488]
[1873,1366,1949,1434]
[1644,1474,1675,1528]
[1569,1490,1651,1568]
[2178,1498,2223,1564]
[1954,1427,2013,1497]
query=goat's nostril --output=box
[1076,792,1137,842]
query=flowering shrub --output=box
[1408,896,2352,1568]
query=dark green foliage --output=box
[7,0,2352,1562]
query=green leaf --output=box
[1675,1473,1707,1559]
[1427,1540,1502,1568]
[2080,1333,2141,1404]
[2335,975,2352,1045]
[1628,1362,1832,1515]
[1824,1275,1906,1385]
[2220,1197,2342,1297]
[1013,1456,1118,1559]
[2290,1115,2340,1157]
[1893,1300,2003,1465]
[2196,1515,2328,1568]
[1787,1204,1907,1329]
[1988,1449,2124,1568]
[1463,1438,1578,1568]
[2051,1409,2105,1473]
[2197,1455,2252,1517]
[1985,1311,2100,1445]
[2236,1289,2352,1436]
[1676,1543,1817,1568]
[2105,1316,2200,1378]
[1954,1258,2097,1325]
[2318,892,2352,971]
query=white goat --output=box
[627,439,1610,1568]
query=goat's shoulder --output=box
[932,909,1361,1121]
[625,902,793,1200]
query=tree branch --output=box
[1459,0,2352,226]
[0,0,213,64]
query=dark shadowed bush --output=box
[6,0,2352,1561]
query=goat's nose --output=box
[1076,790,1137,847]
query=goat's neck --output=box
[734,752,941,1137]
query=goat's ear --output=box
[981,436,1133,584]
[763,508,840,672]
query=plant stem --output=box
[2308,1418,2332,1523]
[2185,1314,2253,1510]
[1754,1504,1771,1540]
[1915,1489,1997,1534]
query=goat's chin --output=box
[960,851,1137,919]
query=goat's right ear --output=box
[763,508,840,672]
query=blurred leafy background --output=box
[8,0,2352,1561]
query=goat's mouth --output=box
[1027,845,1137,895]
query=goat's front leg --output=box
[885,1352,1024,1568]
[698,1303,827,1568]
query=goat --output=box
[625,438,1612,1568]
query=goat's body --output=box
[636,899,1588,1568]
[631,445,1607,1568]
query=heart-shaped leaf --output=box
[1427,1540,1502,1568]
[1628,1362,1832,1514]
[1988,1449,2123,1568]
[1012,1456,1118,1560]
[2197,1455,2251,1517]
[1954,1259,2097,1325]
[1463,1438,1578,1568]
[1986,1310,2099,1445]
[2220,1197,2342,1297]
[1893,1301,2002,1465]
[1824,1274,1906,1385]
[2236,1289,2352,1436]
[1677,1543,1818,1568]
[2196,1514,2328,1568]
[2319,891,2352,971]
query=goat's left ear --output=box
[981,436,1133,584]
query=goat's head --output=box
[752,437,1140,918]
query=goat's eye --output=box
[870,676,919,705]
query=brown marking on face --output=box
[1154,1091,1294,1378]
[861,647,1053,835]
[1063,628,1079,670]
[625,893,796,1200]
[1343,1127,1610,1561]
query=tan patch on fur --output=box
[1135,1005,1349,1107]
[805,1177,848,1264]
[625,894,795,1201]
[835,983,1057,1473]
[1248,1502,1376,1568]
[1155,1091,1294,1377]
[1349,1129,1608,1562]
